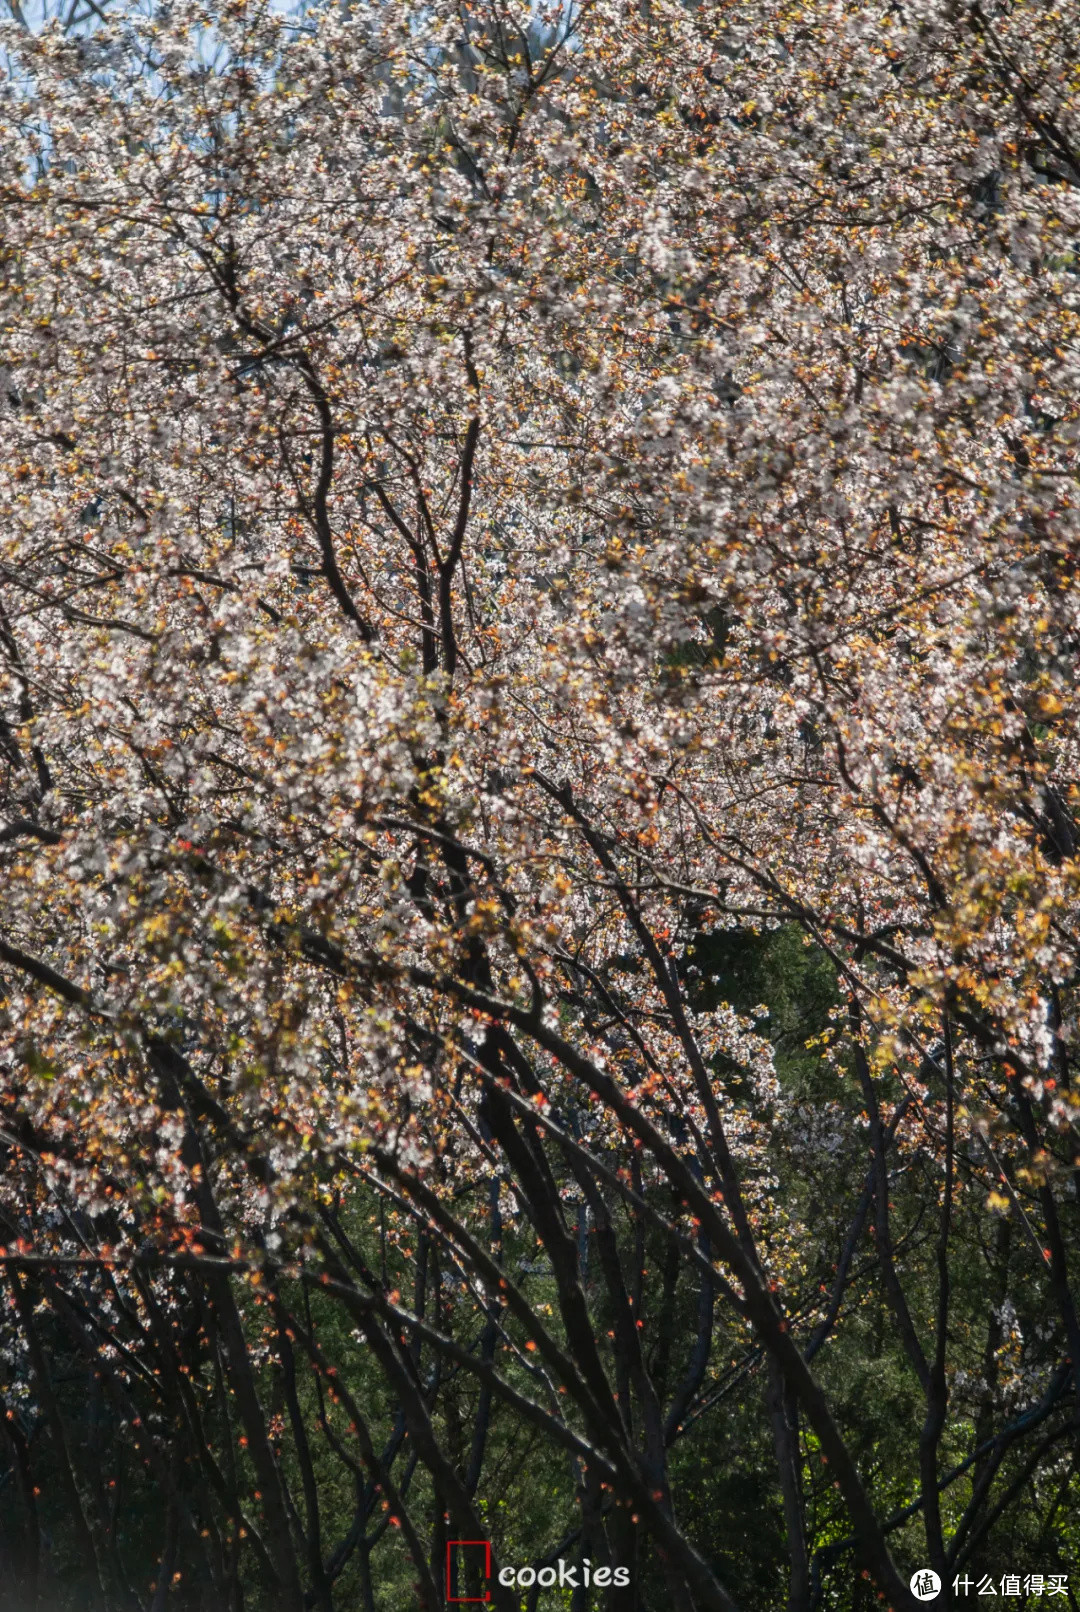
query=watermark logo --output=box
[952,1573,1069,1597]
[447,1544,629,1601]
[910,1569,1070,1599]
[497,1561,630,1592]
[447,1541,492,1603]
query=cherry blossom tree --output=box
[0,0,1079,1607]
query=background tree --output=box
[0,0,1079,1608]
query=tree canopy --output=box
[0,0,1079,1607]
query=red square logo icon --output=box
[446,1540,492,1603]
